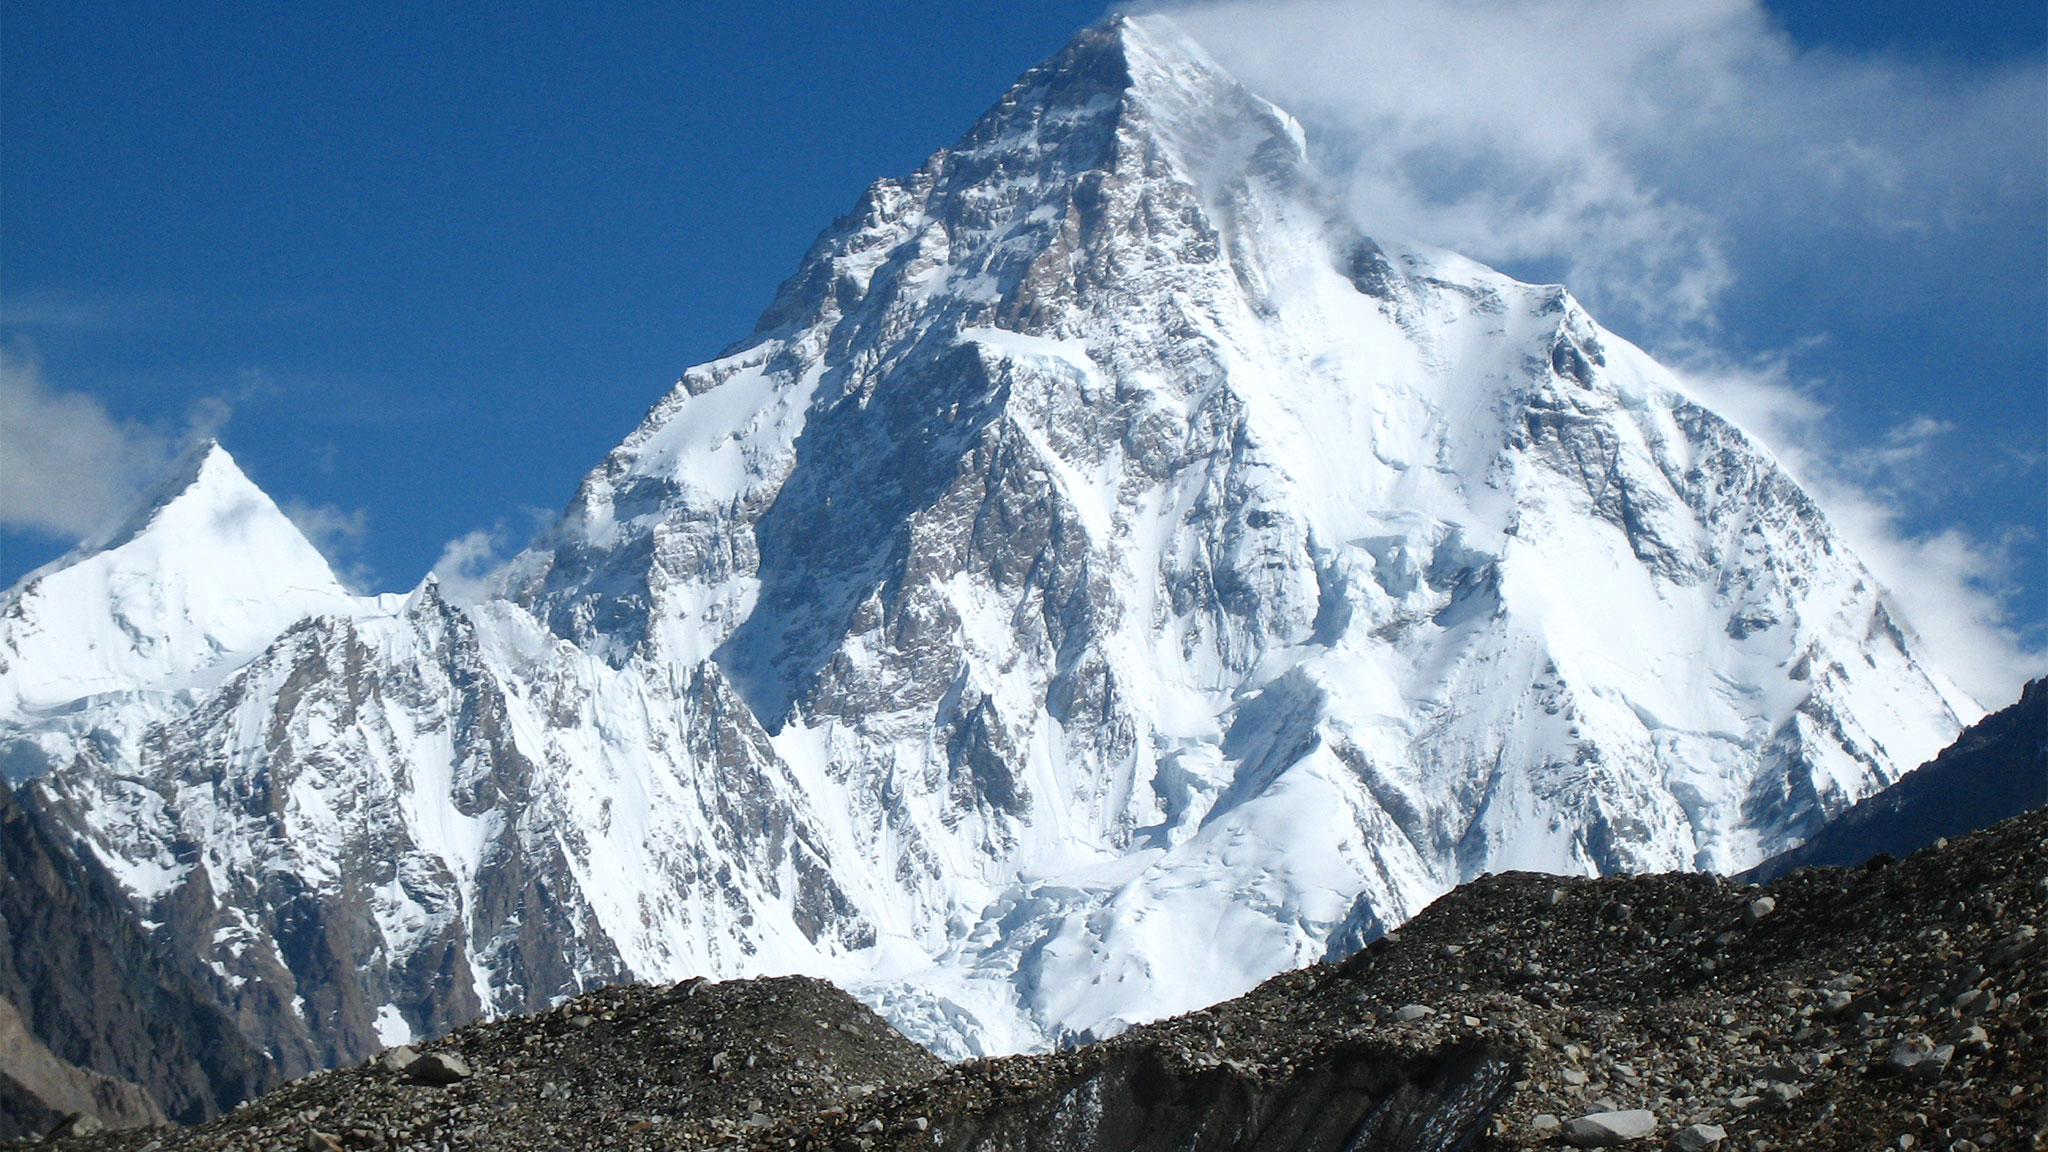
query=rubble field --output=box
[38,807,2045,1151]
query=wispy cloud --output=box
[0,347,272,560]
[0,348,175,539]
[431,508,552,607]
[0,294,123,332]
[1159,0,2044,341]
[432,529,507,607]
[279,497,377,592]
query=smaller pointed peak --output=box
[156,435,228,490]
[0,437,357,713]
[406,571,446,609]
[82,438,258,558]
[188,436,238,478]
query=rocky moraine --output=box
[33,805,2044,1152]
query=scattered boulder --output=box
[1988,925,2036,966]
[1946,1024,1989,1055]
[1670,1122,1726,1151]
[1885,1035,1955,1084]
[404,1051,472,1085]
[1563,1108,1657,1146]
[45,1111,103,1139]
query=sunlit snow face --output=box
[1154,0,2046,700]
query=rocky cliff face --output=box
[0,15,1979,1070]
[0,780,275,1131]
[1741,678,2045,883]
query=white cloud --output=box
[1158,0,2044,341]
[432,505,556,606]
[279,498,376,592]
[0,348,173,539]
[427,529,513,608]
[1,348,274,564]
[432,529,504,607]
[0,295,118,332]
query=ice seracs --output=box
[0,14,1982,1067]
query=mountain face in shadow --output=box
[1741,679,2045,884]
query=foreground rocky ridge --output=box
[40,805,2045,1151]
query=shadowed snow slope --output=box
[0,15,1977,1066]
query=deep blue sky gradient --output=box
[4,2,2043,646]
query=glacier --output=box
[0,15,1978,1065]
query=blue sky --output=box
[3,1,2042,698]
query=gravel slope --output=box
[38,806,2044,1151]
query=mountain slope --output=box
[0,779,275,1129]
[1740,678,2045,883]
[0,14,1979,1068]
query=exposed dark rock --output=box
[0,780,276,1130]
[0,994,159,1140]
[1669,1121,1725,1151]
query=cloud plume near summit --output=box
[1157,0,2046,702]
[1157,0,2041,340]
[0,349,174,540]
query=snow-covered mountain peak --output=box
[0,440,356,720]
[477,14,1980,1054]
[1,18,1986,1067]
[953,13,1305,174]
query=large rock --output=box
[404,1052,473,1086]
[1563,1109,1657,1146]
[1671,1123,1726,1152]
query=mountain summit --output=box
[0,441,355,732]
[1,15,1977,1067]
